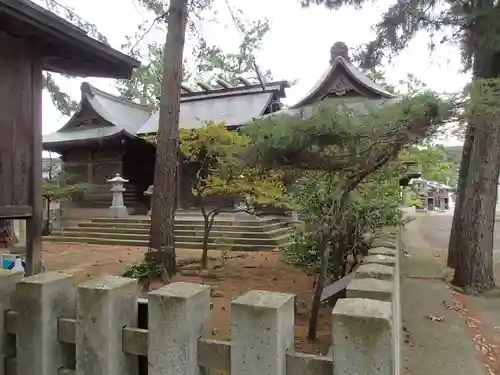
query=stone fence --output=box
[0,231,402,375]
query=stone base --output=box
[8,246,26,255]
[109,206,129,218]
[234,211,258,220]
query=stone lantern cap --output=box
[107,173,129,184]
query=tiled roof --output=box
[43,79,288,147]
[138,91,275,134]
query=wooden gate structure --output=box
[0,0,139,274]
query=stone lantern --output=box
[107,173,129,218]
[144,185,154,216]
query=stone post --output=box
[0,270,23,375]
[148,282,211,375]
[107,173,129,218]
[14,272,75,375]
[10,220,26,254]
[231,290,295,375]
[331,298,393,375]
[76,276,138,375]
[143,185,153,217]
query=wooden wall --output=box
[62,147,123,186]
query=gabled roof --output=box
[43,83,152,148]
[43,79,289,148]
[0,0,139,78]
[290,41,395,109]
[59,83,152,134]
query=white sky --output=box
[40,0,468,146]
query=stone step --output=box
[89,216,282,226]
[48,231,290,246]
[43,236,278,251]
[78,221,289,232]
[74,203,147,211]
[64,226,291,238]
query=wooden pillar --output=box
[0,33,42,274]
[26,56,43,275]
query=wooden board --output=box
[320,264,361,302]
[0,33,33,216]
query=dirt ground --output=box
[41,242,331,354]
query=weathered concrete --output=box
[77,276,138,375]
[401,214,489,375]
[354,263,394,281]
[0,270,23,375]
[371,239,397,249]
[368,247,397,257]
[148,282,211,375]
[332,298,393,375]
[363,254,396,266]
[15,272,75,375]
[347,278,393,301]
[231,290,295,375]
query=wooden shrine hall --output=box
[42,41,397,219]
[0,0,140,273]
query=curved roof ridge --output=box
[80,82,153,111]
[339,57,395,98]
[290,42,395,109]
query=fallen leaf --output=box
[427,315,444,322]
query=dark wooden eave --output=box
[0,0,140,78]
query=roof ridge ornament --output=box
[330,41,350,64]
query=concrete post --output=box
[107,173,129,218]
[15,272,75,375]
[332,298,393,375]
[76,276,138,375]
[143,185,153,217]
[231,290,295,375]
[147,282,211,375]
[0,270,23,375]
[354,263,394,281]
[346,278,393,301]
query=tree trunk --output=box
[447,124,474,268]
[308,240,331,340]
[148,0,188,277]
[451,46,500,293]
[452,122,500,293]
[201,214,211,269]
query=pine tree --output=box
[147,0,189,280]
[299,0,500,293]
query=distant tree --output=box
[42,161,89,235]
[117,14,274,107]
[32,0,109,115]
[402,146,456,186]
